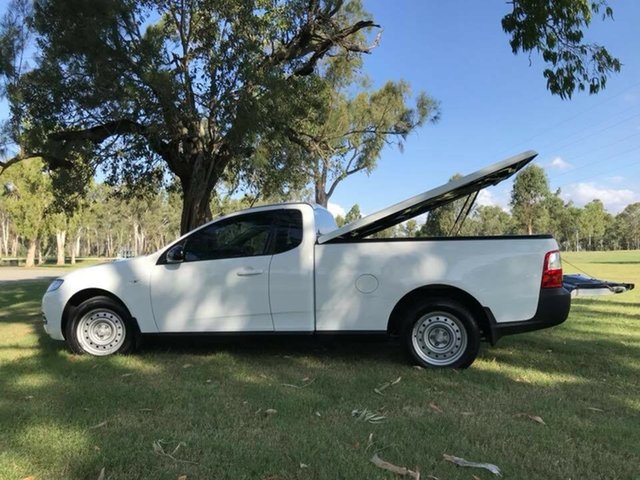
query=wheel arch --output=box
[61,288,139,339]
[387,284,491,340]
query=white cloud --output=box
[476,189,496,207]
[562,182,638,213]
[326,202,346,218]
[476,188,511,212]
[549,157,572,170]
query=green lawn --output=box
[1,251,638,480]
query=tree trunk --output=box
[315,186,328,207]
[25,237,37,268]
[527,220,533,236]
[179,170,215,234]
[37,240,44,265]
[11,235,18,257]
[0,216,9,257]
[56,230,66,265]
[314,162,329,207]
[71,235,81,264]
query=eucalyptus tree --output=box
[1,157,52,266]
[510,165,551,235]
[287,77,439,206]
[15,0,379,234]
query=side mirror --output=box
[166,244,185,264]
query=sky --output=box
[326,0,640,219]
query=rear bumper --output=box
[486,288,571,345]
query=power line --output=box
[497,80,640,156]
[548,140,640,181]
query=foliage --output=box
[286,75,439,206]
[0,157,51,242]
[510,165,551,235]
[502,0,621,99]
[473,206,513,236]
[12,0,380,233]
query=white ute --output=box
[42,151,571,368]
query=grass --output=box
[0,251,639,480]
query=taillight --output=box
[541,250,563,289]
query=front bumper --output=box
[485,288,571,345]
[41,290,66,341]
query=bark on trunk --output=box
[314,162,329,207]
[11,235,18,257]
[0,217,9,257]
[315,187,328,208]
[56,230,66,265]
[25,238,37,268]
[71,235,80,264]
[179,170,215,234]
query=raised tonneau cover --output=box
[318,150,538,243]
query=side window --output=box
[272,210,303,254]
[183,212,274,262]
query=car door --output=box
[150,211,276,332]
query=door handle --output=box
[236,268,264,277]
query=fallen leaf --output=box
[461,411,474,416]
[205,379,212,383]
[182,364,192,369]
[94,446,101,452]
[301,376,310,382]
[375,376,402,395]
[472,476,481,480]
[121,373,133,377]
[413,365,423,370]
[315,411,321,417]
[178,476,187,480]
[265,409,277,415]
[586,407,604,412]
[429,402,443,414]
[139,408,153,413]
[20,477,35,480]
[153,440,165,455]
[353,441,360,450]
[152,440,198,465]
[97,468,105,480]
[282,378,315,389]
[24,395,34,400]
[299,463,308,469]
[514,413,546,425]
[88,420,108,430]
[352,408,386,424]
[442,454,501,476]
[370,453,420,479]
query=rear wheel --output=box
[405,299,480,369]
[65,296,136,356]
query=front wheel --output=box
[65,296,136,356]
[405,299,480,369]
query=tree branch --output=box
[47,119,147,144]
[0,151,43,176]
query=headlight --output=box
[46,279,64,293]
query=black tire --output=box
[404,298,480,369]
[65,295,136,356]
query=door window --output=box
[183,212,274,262]
[272,210,303,254]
